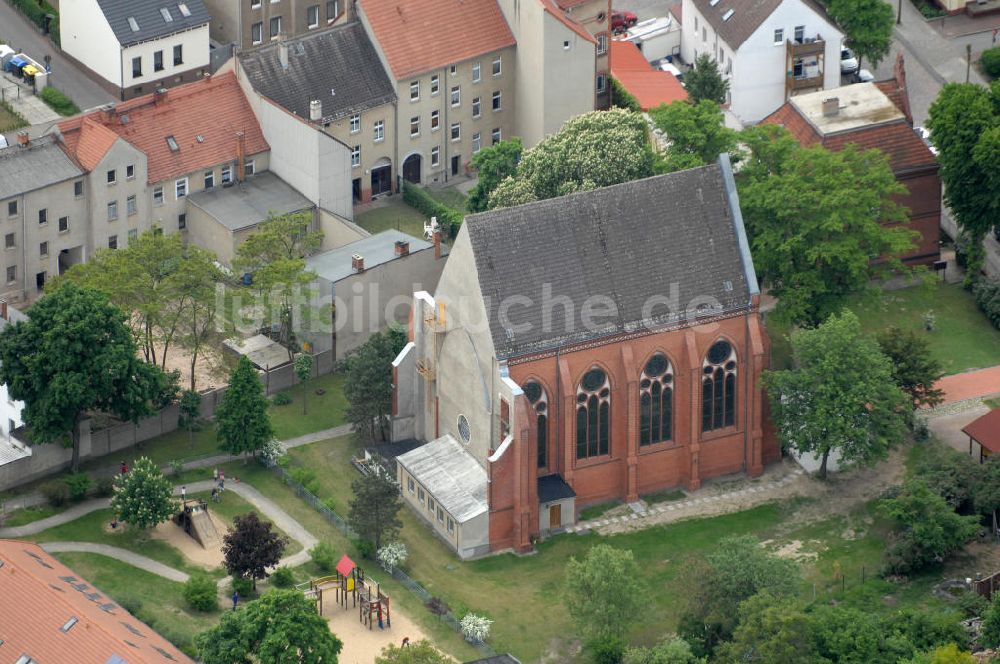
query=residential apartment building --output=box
[61,0,211,100]
[202,0,348,51]
[237,23,397,203]
[495,0,600,147]
[680,0,843,124]
[556,0,612,110]
[357,0,518,186]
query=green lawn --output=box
[28,489,300,578]
[767,282,1000,375]
[0,503,57,526]
[426,186,469,213]
[0,101,27,132]
[51,552,213,657]
[268,372,347,439]
[355,197,428,239]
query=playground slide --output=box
[187,508,220,549]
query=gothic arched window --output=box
[702,340,737,432]
[640,354,673,446]
[576,367,610,459]
[524,381,549,469]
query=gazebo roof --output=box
[962,408,1000,453]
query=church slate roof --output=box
[464,158,758,360]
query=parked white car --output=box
[840,47,859,74]
[0,134,8,150]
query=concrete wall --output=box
[120,25,211,98]
[317,209,369,249]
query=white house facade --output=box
[61,0,210,100]
[680,0,843,124]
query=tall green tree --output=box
[170,244,223,391]
[684,54,729,105]
[827,0,894,69]
[233,211,323,359]
[0,283,163,470]
[622,638,703,664]
[764,311,910,479]
[216,356,274,458]
[179,389,201,448]
[649,99,738,171]
[879,479,980,575]
[927,83,1000,279]
[348,466,403,553]
[222,511,288,589]
[111,456,175,530]
[195,589,343,664]
[294,353,313,415]
[564,544,645,643]
[488,109,654,209]
[714,593,815,664]
[738,137,914,327]
[678,535,799,658]
[876,327,945,408]
[343,325,407,442]
[467,137,523,212]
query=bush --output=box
[974,278,1000,329]
[39,87,79,116]
[41,480,70,507]
[402,180,463,238]
[230,575,255,598]
[64,473,91,502]
[957,590,990,618]
[270,566,295,588]
[982,46,1000,79]
[310,541,335,572]
[118,595,143,614]
[323,496,337,513]
[610,76,642,113]
[586,636,625,664]
[353,537,375,560]
[272,392,293,406]
[94,476,116,497]
[981,592,1000,648]
[183,575,218,612]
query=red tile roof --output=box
[610,41,688,110]
[61,118,121,172]
[359,0,517,79]
[58,72,269,184]
[963,408,1000,453]
[0,540,193,664]
[759,85,936,173]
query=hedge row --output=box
[7,0,60,47]
[40,86,79,116]
[982,46,1000,80]
[401,180,463,238]
[974,278,1000,329]
[610,76,642,114]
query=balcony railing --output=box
[787,37,825,57]
[787,74,824,91]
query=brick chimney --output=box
[352,253,365,272]
[822,97,839,117]
[433,230,441,260]
[16,131,29,147]
[154,87,168,104]
[394,240,409,256]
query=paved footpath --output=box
[2,424,352,513]
[40,542,191,583]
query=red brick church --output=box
[390,156,778,558]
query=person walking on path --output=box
[120,461,128,475]
[232,591,239,611]
[180,486,187,506]
[213,467,218,482]
[211,487,219,503]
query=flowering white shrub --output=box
[258,438,284,466]
[377,541,408,573]
[460,613,492,642]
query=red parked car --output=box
[611,10,638,33]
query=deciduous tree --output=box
[348,464,403,553]
[622,638,703,664]
[487,109,654,209]
[876,326,945,408]
[763,311,910,479]
[375,640,449,664]
[713,593,814,664]
[738,137,914,327]
[294,353,313,415]
[222,511,288,589]
[195,589,343,664]
[927,83,1000,279]
[216,356,274,458]
[111,456,175,530]
[564,544,645,642]
[827,0,894,69]
[0,283,163,470]
[179,389,201,448]
[467,137,523,212]
[649,99,738,171]
[684,54,729,105]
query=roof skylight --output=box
[127,16,139,31]
[722,8,735,20]
[177,3,191,17]
[160,7,173,22]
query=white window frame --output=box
[492,56,502,77]
[596,73,607,94]
[175,177,188,199]
[409,80,419,101]
[307,4,319,28]
[450,122,460,142]
[127,195,137,216]
[773,28,784,45]
[410,116,420,138]
[153,185,164,206]
[472,97,481,118]
[244,159,256,177]
[251,21,263,44]
[492,90,501,112]
[597,33,608,55]
[431,146,440,167]
[430,75,439,95]
[472,131,481,154]
[350,113,360,133]
[107,200,118,221]
[430,110,440,131]
[373,120,385,142]
[351,145,360,168]
[221,164,232,184]
[204,170,215,189]
[107,169,117,185]
[126,164,135,180]
[270,15,282,39]
[472,61,481,83]
[450,85,461,107]
[492,127,502,144]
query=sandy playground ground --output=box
[150,510,226,569]
[322,594,431,664]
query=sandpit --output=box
[150,511,227,569]
[323,597,431,664]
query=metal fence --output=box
[268,462,494,656]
